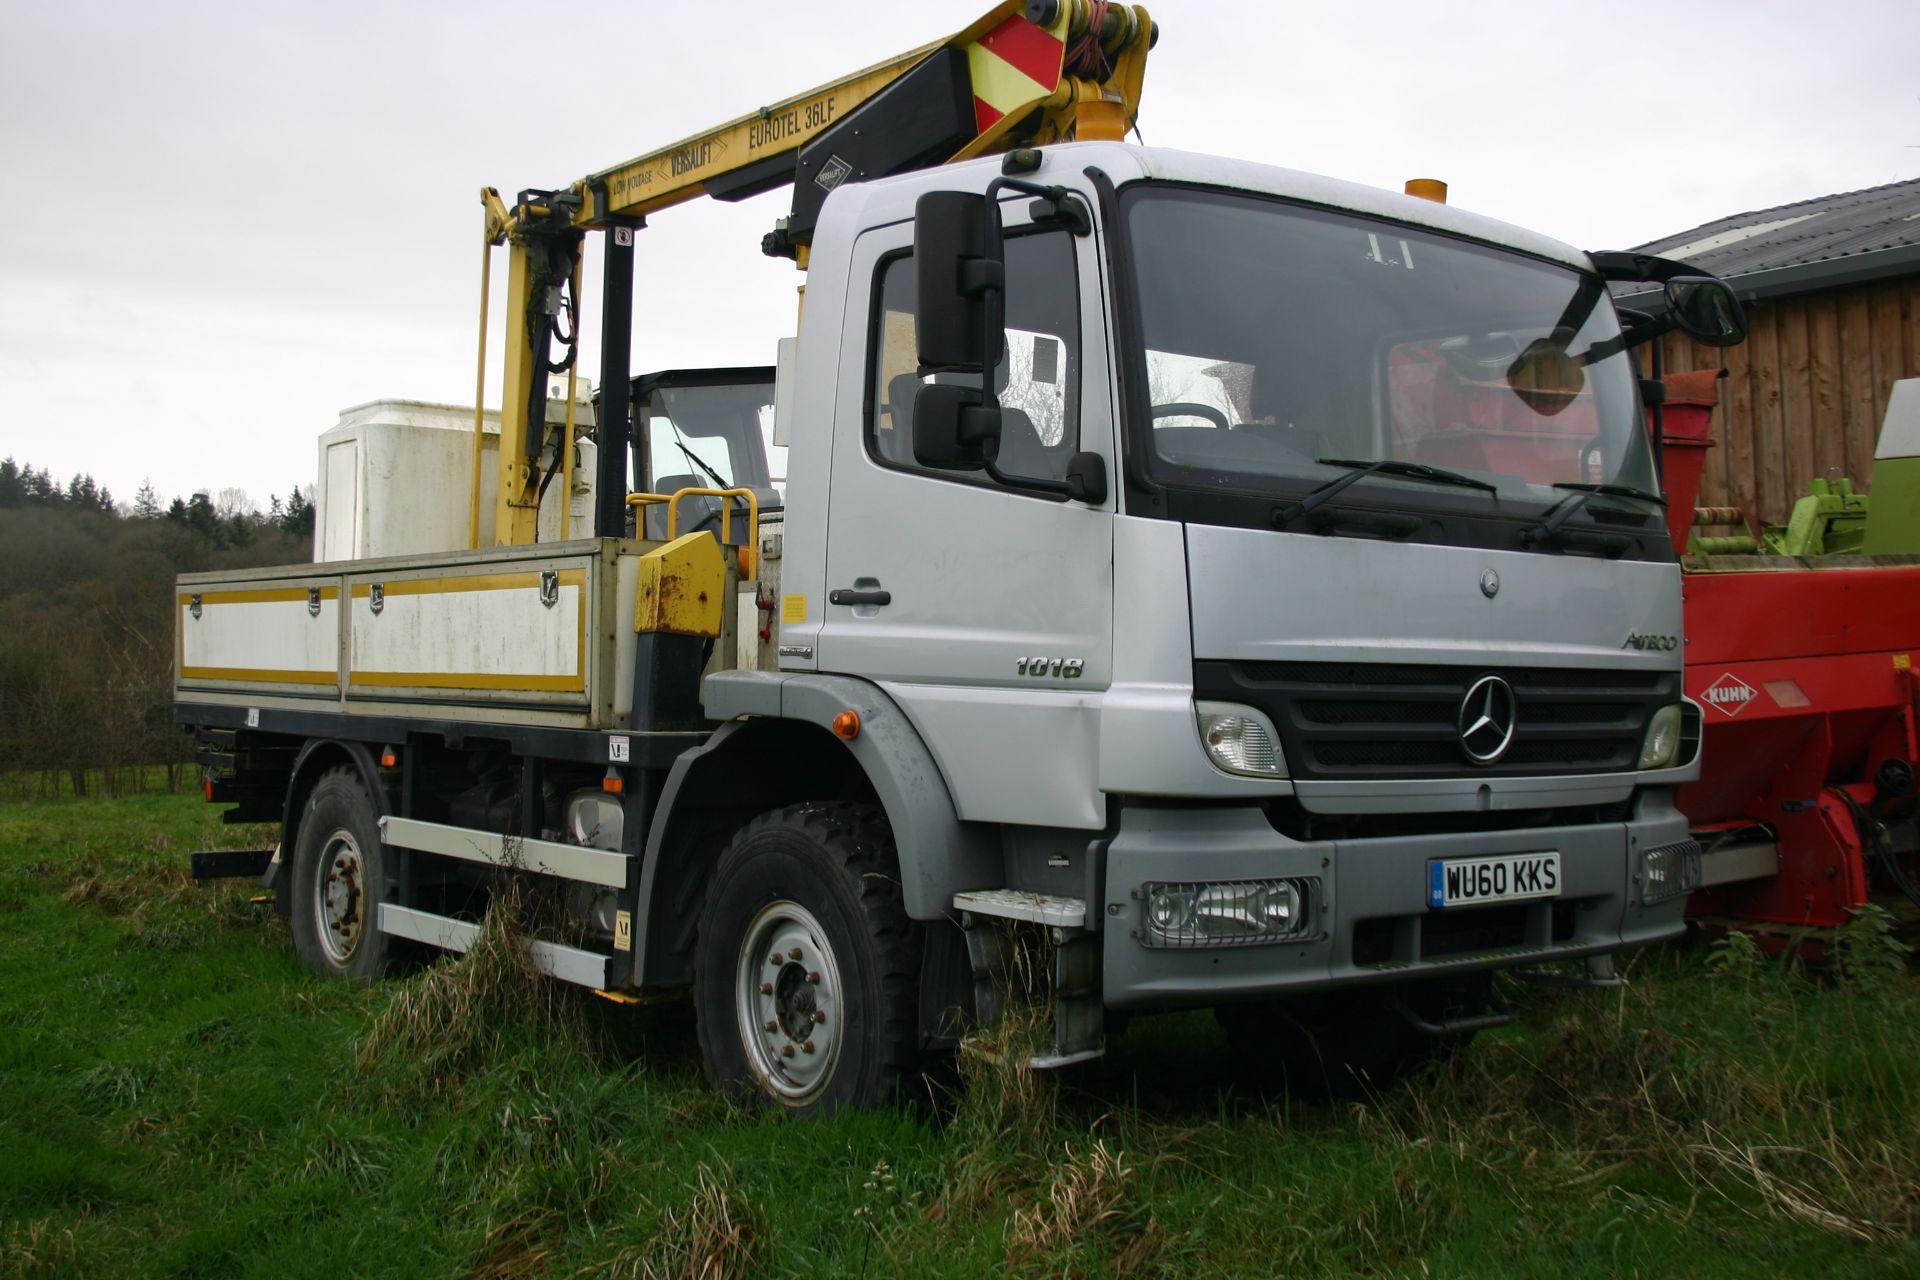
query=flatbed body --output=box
[176,539,638,731]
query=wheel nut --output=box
[807,971,821,985]
[760,981,773,995]
[802,1040,815,1055]
[781,1044,795,1058]
[764,1019,778,1033]
[769,953,782,966]
[788,946,803,960]
[811,1010,826,1024]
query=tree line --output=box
[0,458,315,799]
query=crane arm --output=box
[577,0,1151,238]
[481,0,1155,547]
[584,42,941,224]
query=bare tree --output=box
[215,487,256,522]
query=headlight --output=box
[1196,701,1287,777]
[1638,704,1684,769]
[1141,878,1315,947]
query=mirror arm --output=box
[1602,310,1679,357]
[985,175,1094,236]
[1591,251,1693,286]
[982,454,1072,500]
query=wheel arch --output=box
[633,673,996,985]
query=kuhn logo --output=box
[1703,673,1759,717]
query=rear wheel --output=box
[694,803,921,1113]
[289,767,391,982]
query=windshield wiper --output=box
[672,438,729,490]
[1521,481,1666,547]
[1274,458,1497,528]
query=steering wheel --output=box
[1151,402,1232,431]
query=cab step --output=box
[378,903,610,990]
[952,889,1086,929]
[953,889,1100,1069]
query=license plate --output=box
[1428,852,1560,910]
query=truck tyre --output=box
[693,802,921,1113]
[289,766,390,982]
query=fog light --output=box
[1196,702,1287,777]
[1638,704,1684,769]
[1140,878,1314,948]
[1638,839,1701,904]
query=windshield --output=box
[636,377,777,496]
[1121,186,1658,532]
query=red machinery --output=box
[1661,371,1920,938]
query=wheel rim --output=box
[313,828,366,966]
[734,900,844,1103]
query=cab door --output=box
[816,210,1115,830]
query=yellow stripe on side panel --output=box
[347,569,587,598]
[179,666,339,685]
[179,586,341,606]
[348,671,587,692]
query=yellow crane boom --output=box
[475,0,1155,548]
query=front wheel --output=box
[693,803,922,1113]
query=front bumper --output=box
[1099,793,1690,1010]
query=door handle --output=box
[829,587,891,607]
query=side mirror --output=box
[914,191,1003,372]
[912,383,1001,470]
[1665,276,1746,347]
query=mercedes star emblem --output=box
[1458,675,1518,764]
[1479,569,1500,599]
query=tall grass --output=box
[4,789,1918,1278]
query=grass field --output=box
[3,790,1917,1278]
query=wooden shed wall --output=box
[1652,273,1919,528]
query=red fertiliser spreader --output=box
[1662,371,1920,944]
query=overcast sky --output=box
[3,0,1915,509]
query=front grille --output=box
[1194,660,1678,781]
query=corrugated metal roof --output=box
[1630,176,1920,280]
